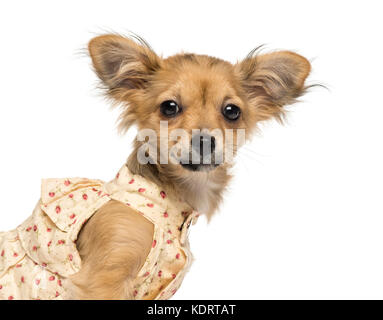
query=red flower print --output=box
[21,276,25,283]
[48,192,55,197]
[26,226,32,232]
[47,241,52,247]
[57,240,65,245]
[68,193,74,199]
[47,227,52,232]
[129,179,135,184]
[35,279,40,285]
[138,188,146,193]
[163,212,169,218]
[8,296,14,300]
[171,289,177,295]
[70,213,76,219]
[0,250,4,257]
[160,191,166,199]
[64,180,71,186]
[133,290,138,297]
[49,276,55,281]
[58,279,62,287]
[172,274,176,279]
[16,264,22,268]
[147,203,154,208]
[92,188,98,192]
[97,191,102,196]
[55,206,61,214]
[68,254,73,261]
[116,173,120,179]
[32,246,37,251]
[167,240,172,244]
[55,291,60,297]
[168,229,172,234]
[82,193,88,200]
[0,285,3,289]
[42,263,47,267]
[158,270,162,277]
[13,252,18,257]
[143,272,149,277]
[33,225,37,232]
[152,240,157,248]
[176,253,180,260]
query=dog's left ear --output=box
[88,34,162,100]
[235,51,311,121]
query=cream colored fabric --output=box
[0,165,199,300]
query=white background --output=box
[0,1,382,299]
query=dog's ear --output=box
[235,51,311,121]
[88,34,162,99]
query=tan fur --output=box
[70,34,311,299]
[69,200,153,299]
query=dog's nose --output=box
[191,133,215,155]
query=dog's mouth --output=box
[181,162,220,172]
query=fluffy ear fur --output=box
[235,51,311,121]
[88,34,162,100]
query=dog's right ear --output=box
[88,34,162,99]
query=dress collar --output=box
[105,164,200,241]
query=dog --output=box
[0,34,311,300]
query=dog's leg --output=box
[68,200,154,300]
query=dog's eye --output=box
[222,104,241,121]
[160,100,181,118]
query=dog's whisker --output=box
[236,151,264,166]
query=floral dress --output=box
[0,164,199,300]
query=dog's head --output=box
[89,34,310,177]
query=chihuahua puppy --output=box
[0,34,310,300]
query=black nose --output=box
[191,133,215,156]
